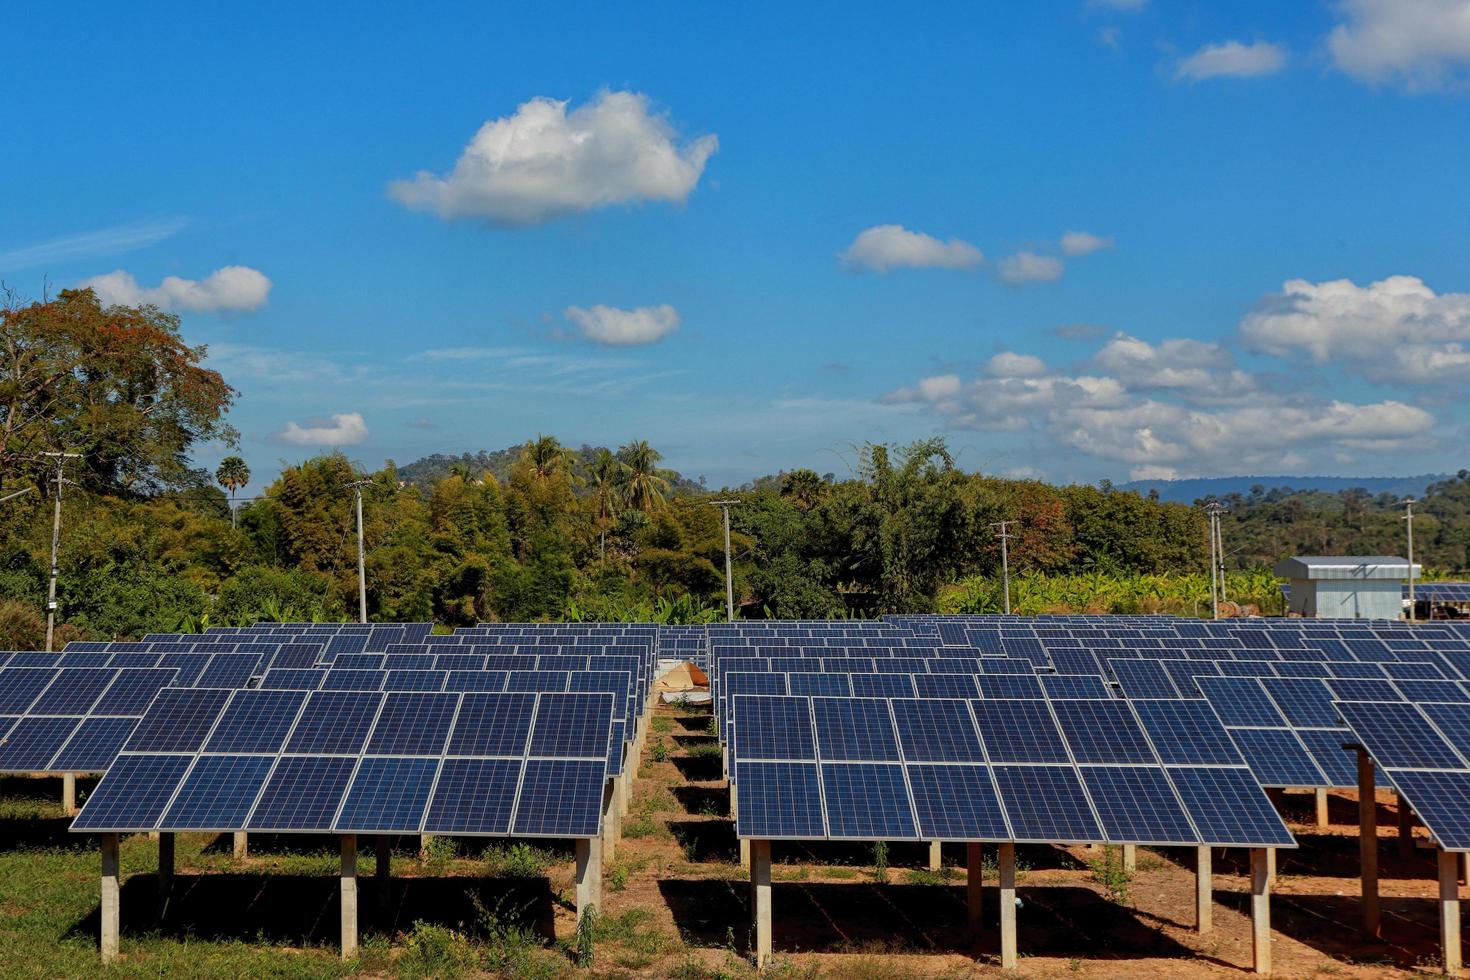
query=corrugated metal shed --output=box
[1272,556,1420,581]
[1273,555,1418,619]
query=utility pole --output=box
[709,500,739,622]
[991,521,1017,615]
[344,479,374,624]
[42,452,82,651]
[1404,498,1417,622]
[1205,501,1224,619]
[0,486,34,505]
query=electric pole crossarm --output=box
[41,452,83,652]
[708,500,740,622]
[990,521,1017,616]
[342,479,376,625]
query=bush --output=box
[401,920,478,976]
[485,842,550,878]
[0,600,45,649]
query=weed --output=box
[574,905,598,967]
[1088,847,1134,906]
[609,862,630,891]
[653,716,674,734]
[823,866,859,879]
[624,812,660,838]
[871,841,889,883]
[686,741,723,759]
[401,919,478,976]
[485,841,551,878]
[705,716,719,737]
[650,740,671,763]
[420,835,457,869]
[698,797,723,817]
[904,866,959,886]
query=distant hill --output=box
[397,445,708,497]
[1118,474,1451,504]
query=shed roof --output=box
[1272,556,1420,581]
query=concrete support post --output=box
[340,835,358,961]
[618,760,632,819]
[999,842,1018,970]
[1267,846,1276,882]
[929,840,942,872]
[375,837,390,916]
[1316,788,1330,828]
[1399,793,1415,861]
[602,779,619,863]
[1122,844,1137,872]
[1251,847,1272,975]
[100,833,120,963]
[1442,849,1463,978]
[575,836,602,928]
[62,772,76,813]
[1359,750,1381,939]
[740,837,750,867]
[751,839,772,969]
[157,832,174,916]
[1196,845,1213,935]
[966,843,983,935]
[232,832,248,860]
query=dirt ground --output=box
[569,702,1458,977]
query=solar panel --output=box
[71,754,194,831]
[162,755,275,830]
[1380,770,1470,850]
[0,716,82,770]
[891,699,984,762]
[526,693,611,759]
[1167,767,1295,846]
[123,688,232,753]
[28,668,115,715]
[973,700,1069,763]
[1130,699,1242,766]
[907,763,1009,840]
[1335,701,1464,769]
[1109,659,1178,699]
[93,668,177,714]
[820,763,917,839]
[1050,699,1155,765]
[1294,728,1360,787]
[1041,674,1112,700]
[446,693,535,756]
[732,696,815,761]
[733,761,826,838]
[365,692,457,756]
[247,756,358,831]
[1081,766,1198,844]
[51,716,139,771]
[204,690,308,754]
[334,757,440,832]
[1230,729,1328,787]
[0,669,59,713]
[1197,677,1288,727]
[283,691,383,755]
[812,698,900,762]
[512,758,605,836]
[422,757,521,835]
[992,764,1102,842]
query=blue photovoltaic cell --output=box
[28,668,115,715]
[788,674,852,697]
[1384,661,1446,680]
[1197,677,1287,727]
[992,764,1102,842]
[445,670,509,693]
[1422,703,1470,759]
[973,700,1069,763]
[204,690,307,754]
[907,763,1009,840]
[1386,770,1470,851]
[1167,766,1294,846]
[734,761,827,838]
[258,669,325,691]
[434,654,486,672]
[196,654,260,688]
[332,653,386,671]
[366,692,458,755]
[284,691,383,755]
[0,716,82,770]
[849,674,916,699]
[8,653,60,668]
[979,658,1037,675]
[812,697,900,762]
[93,668,177,715]
[733,696,816,761]
[247,756,357,830]
[1327,678,1401,702]
[1336,701,1466,769]
[320,670,386,691]
[1230,729,1326,787]
[1041,675,1112,700]
[334,756,439,832]
[912,674,979,699]
[0,669,58,713]
[1260,678,1340,727]
[71,754,193,831]
[422,758,521,834]
[975,674,1045,699]
[1396,680,1470,704]
[1081,766,1198,845]
[446,693,534,757]
[1050,699,1156,764]
[157,654,210,686]
[507,670,568,693]
[527,693,611,758]
[513,758,604,837]
[1109,660,1179,699]
[161,755,275,829]
[50,716,139,771]
[891,698,984,762]
[820,763,918,839]
[1295,728,1360,788]
[384,654,435,671]
[383,669,447,692]
[124,688,232,753]
[1131,699,1242,765]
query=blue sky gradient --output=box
[5,1,1470,486]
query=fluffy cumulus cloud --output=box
[1328,0,1470,90]
[564,303,681,346]
[884,337,1432,479]
[389,91,717,226]
[79,266,271,313]
[841,225,984,273]
[999,251,1064,284]
[1060,231,1114,257]
[273,412,369,446]
[1240,275,1470,383]
[1175,40,1288,81]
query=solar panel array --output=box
[71,688,615,838]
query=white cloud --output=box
[1098,27,1123,50]
[273,412,369,446]
[1060,230,1114,257]
[840,225,984,273]
[999,251,1064,284]
[0,216,190,272]
[987,352,1048,377]
[79,266,272,313]
[1090,333,1260,402]
[564,304,681,346]
[1239,275,1470,383]
[389,91,717,226]
[1175,40,1288,81]
[1328,0,1470,90]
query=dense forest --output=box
[0,288,1464,642]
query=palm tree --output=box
[525,435,573,481]
[618,440,670,514]
[216,455,250,528]
[590,448,625,559]
[780,468,826,510]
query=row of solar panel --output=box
[70,688,615,837]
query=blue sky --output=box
[5,0,1470,488]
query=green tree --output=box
[618,440,670,514]
[589,448,624,560]
[215,455,250,528]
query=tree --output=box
[589,448,624,559]
[0,287,237,494]
[215,455,250,528]
[525,434,574,481]
[780,468,826,510]
[618,440,670,514]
